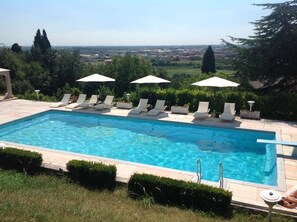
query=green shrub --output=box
[128,173,232,216]
[66,160,117,190]
[17,92,54,102]
[131,87,297,120]
[0,147,42,174]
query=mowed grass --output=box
[162,66,235,76]
[164,66,201,76]
[0,170,293,222]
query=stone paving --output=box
[0,99,297,216]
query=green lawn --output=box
[0,170,294,222]
[163,66,201,76]
[160,66,235,77]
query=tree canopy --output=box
[224,0,297,91]
[201,46,216,74]
[11,43,22,53]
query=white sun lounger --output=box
[50,94,71,108]
[94,95,114,110]
[65,94,86,109]
[147,100,166,116]
[129,99,148,114]
[219,103,236,121]
[193,101,210,119]
[77,95,98,109]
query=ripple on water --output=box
[0,111,277,185]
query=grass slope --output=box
[0,170,293,222]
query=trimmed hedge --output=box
[66,160,117,190]
[130,88,297,120]
[0,147,42,174]
[128,173,232,216]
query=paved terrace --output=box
[0,99,297,216]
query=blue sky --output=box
[0,0,282,46]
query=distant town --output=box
[50,45,229,63]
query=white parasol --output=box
[77,73,115,82]
[130,75,170,84]
[191,77,239,87]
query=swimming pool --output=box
[0,110,277,185]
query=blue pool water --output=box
[0,110,277,185]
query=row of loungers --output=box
[129,99,237,121]
[50,94,236,121]
[193,101,236,121]
[50,94,115,110]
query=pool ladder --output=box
[196,159,201,184]
[219,161,224,188]
[196,159,224,188]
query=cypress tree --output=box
[201,46,216,74]
[33,29,43,48]
[42,29,51,50]
[33,29,51,53]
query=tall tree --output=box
[33,29,43,49]
[42,29,51,51]
[33,29,51,53]
[224,1,297,91]
[201,46,216,74]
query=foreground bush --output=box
[66,160,117,190]
[128,173,232,216]
[0,147,42,174]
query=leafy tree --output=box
[49,50,82,94]
[109,55,152,97]
[201,46,216,74]
[11,43,22,53]
[224,1,297,91]
[24,62,51,94]
[0,47,25,80]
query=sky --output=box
[0,0,283,46]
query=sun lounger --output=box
[219,103,236,121]
[50,94,71,108]
[193,101,210,119]
[65,94,86,109]
[77,95,98,109]
[129,99,148,114]
[94,95,114,110]
[147,100,165,116]
[280,185,297,209]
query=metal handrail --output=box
[196,159,201,184]
[219,161,224,188]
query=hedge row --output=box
[0,148,117,190]
[128,173,232,216]
[0,148,233,216]
[66,159,117,190]
[129,88,297,120]
[0,147,42,174]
